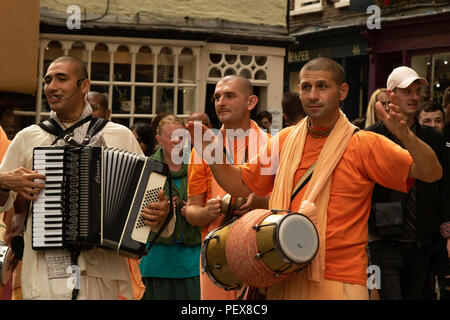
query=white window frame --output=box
[290,0,323,16]
[12,35,286,130]
[334,0,350,9]
[203,42,285,125]
[21,34,203,125]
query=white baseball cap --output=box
[387,66,428,91]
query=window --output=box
[207,53,268,83]
[411,52,450,103]
[24,35,201,126]
[334,0,349,9]
[13,35,285,132]
[290,0,323,16]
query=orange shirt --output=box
[187,122,270,300]
[0,126,10,162]
[188,123,270,240]
[188,149,213,202]
[240,127,413,285]
[188,136,265,239]
[0,126,12,300]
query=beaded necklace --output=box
[307,117,333,138]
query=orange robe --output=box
[0,126,12,300]
[118,258,145,300]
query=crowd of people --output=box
[0,55,448,300]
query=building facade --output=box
[287,0,450,122]
[288,0,370,121]
[1,0,291,134]
[363,0,450,103]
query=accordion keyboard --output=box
[32,148,65,249]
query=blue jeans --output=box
[368,240,433,300]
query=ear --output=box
[80,79,90,95]
[339,82,349,101]
[155,135,161,145]
[105,108,111,120]
[247,95,258,111]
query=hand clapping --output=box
[140,189,170,227]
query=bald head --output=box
[86,91,110,119]
[86,91,107,107]
[188,112,211,128]
[300,57,345,86]
[218,75,254,97]
[50,55,88,81]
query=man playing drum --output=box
[185,75,270,299]
[186,58,443,300]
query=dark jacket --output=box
[365,119,450,244]
[444,123,450,143]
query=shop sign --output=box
[230,45,249,52]
[289,43,367,63]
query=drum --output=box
[200,218,242,290]
[226,209,319,289]
[0,243,13,286]
[221,194,246,225]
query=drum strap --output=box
[289,128,359,203]
[290,161,316,202]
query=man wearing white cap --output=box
[366,66,450,300]
[386,66,428,123]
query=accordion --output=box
[32,146,168,258]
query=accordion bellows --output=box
[32,146,168,258]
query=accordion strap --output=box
[82,117,108,145]
[39,116,93,145]
[38,118,64,139]
[38,116,108,146]
[70,250,81,300]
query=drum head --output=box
[0,245,12,286]
[277,213,319,264]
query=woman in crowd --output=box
[365,88,389,128]
[139,114,202,300]
[130,122,155,157]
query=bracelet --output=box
[440,221,450,239]
[0,187,10,193]
[0,174,11,193]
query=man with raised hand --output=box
[186,58,442,300]
[366,66,450,300]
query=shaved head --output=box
[300,57,345,85]
[50,55,88,80]
[86,91,107,108]
[188,112,211,128]
[218,75,254,97]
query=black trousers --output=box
[430,239,450,300]
[368,240,433,300]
